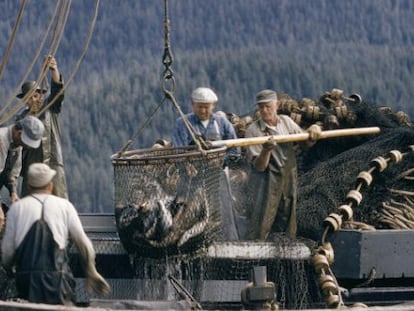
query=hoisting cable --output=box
[0,0,63,125]
[160,0,208,153]
[115,0,207,158]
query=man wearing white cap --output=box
[172,86,240,162]
[0,116,44,214]
[172,87,241,240]
[1,163,110,304]
[245,89,322,240]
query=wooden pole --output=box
[209,127,381,148]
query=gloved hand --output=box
[307,124,322,141]
[86,268,111,296]
[262,138,277,151]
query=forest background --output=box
[0,0,414,212]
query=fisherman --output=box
[1,163,110,304]
[0,116,44,221]
[172,87,241,239]
[245,89,322,240]
[16,55,68,199]
[172,86,241,164]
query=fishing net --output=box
[111,145,226,258]
[106,144,321,309]
[295,102,414,241]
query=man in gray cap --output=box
[16,55,68,199]
[0,116,44,218]
[244,89,321,240]
[1,163,110,304]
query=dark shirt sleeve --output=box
[47,75,64,114]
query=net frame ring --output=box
[346,190,363,206]
[356,171,373,188]
[370,156,388,172]
[338,204,353,221]
[313,253,330,274]
[162,74,176,94]
[323,213,342,232]
[388,150,403,163]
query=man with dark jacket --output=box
[17,55,68,199]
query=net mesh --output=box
[70,239,320,310]
[107,144,320,309]
[112,145,226,258]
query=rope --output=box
[0,0,27,80]
[37,0,100,117]
[38,0,72,103]
[0,0,63,125]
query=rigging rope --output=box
[0,0,63,125]
[0,0,27,81]
[0,0,100,126]
[37,0,100,117]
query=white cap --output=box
[27,163,56,188]
[19,116,45,149]
[191,87,218,103]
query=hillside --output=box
[0,0,414,212]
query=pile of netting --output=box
[112,145,226,258]
[295,101,414,241]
